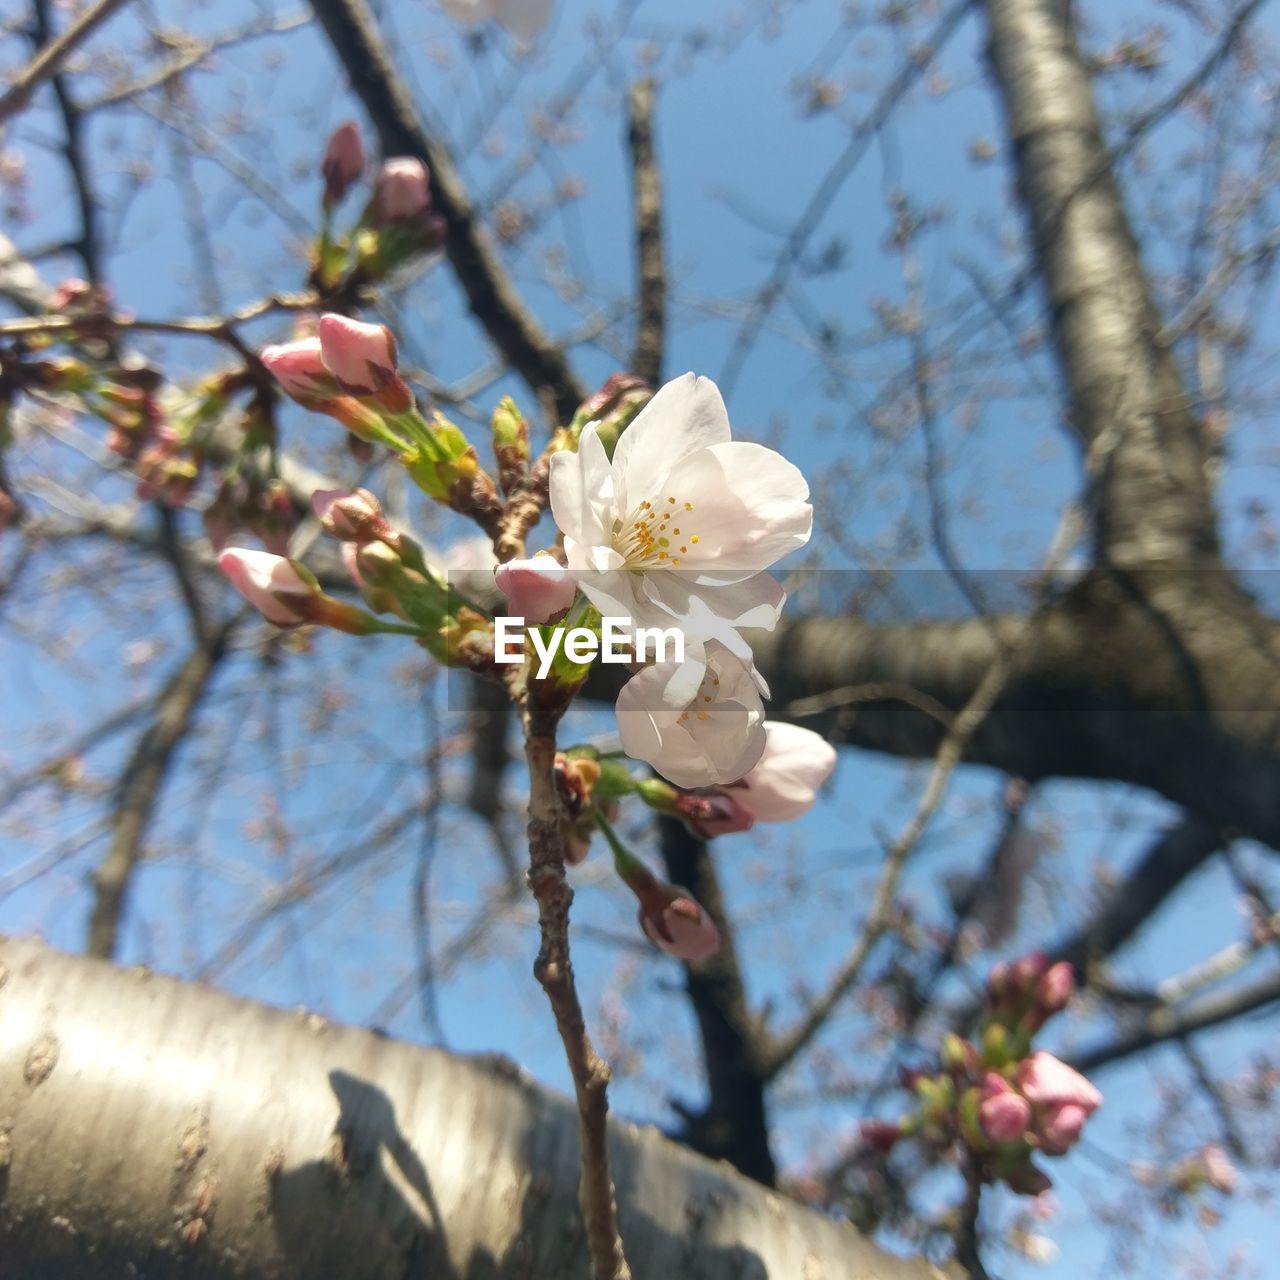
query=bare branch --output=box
[0,0,134,126]
[1073,968,1280,1074]
[86,616,238,959]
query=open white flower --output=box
[615,641,766,788]
[549,373,811,657]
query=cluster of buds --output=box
[861,953,1102,1196]
[312,122,445,293]
[24,356,229,508]
[217,485,499,664]
[262,315,502,533]
[204,474,297,557]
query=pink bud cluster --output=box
[859,953,1101,1197]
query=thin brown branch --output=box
[0,0,134,125]
[1072,968,1280,1073]
[522,701,630,1280]
[626,79,665,387]
[86,615,238,959]
[28,0,111,283]
[764,648,1013,1080]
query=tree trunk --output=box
[0,934,954,1279]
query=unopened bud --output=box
[317,314,398,394]
[494,554,576,624]
[1035,961,1076,1015]
[671,790,755,839]
[370,157,432,222]
[311,487,392,544]
[859,1119,902,1154]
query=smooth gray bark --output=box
[0,934,955,1280]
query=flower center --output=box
[614,496,700,568]
[677,667,722,725]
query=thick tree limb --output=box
[0,933,957,1279]
[751,571,1280,850]
[984,0,1221,565]
[308,0,588,423]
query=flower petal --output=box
[612,373,731,518]
[549,423,614,549]
[653,442,812,578]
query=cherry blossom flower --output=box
[548,372,811,656]
[439,0,553,45]
[495,554,576,624]
[614,641,765,787]
[1035,961,1076,1014]
[734,721,836,822]
[218,549,314,626]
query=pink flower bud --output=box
[49,277,94,310]
[218,548,315,626]
[371,157,431,221]
[979,1073,1032,1144]
[494,554,576,624]
[859,1119,902,1154]
[1036,961,1076,1014]
[321,121,365,205]
[260,338,335,400]
[1036,1102,1088,1155]
[317,314,398,394]
[311,487,391,544]
[735,722,836,822]
[640,894,721,962]
[672,791,755,839]
[986,959,1011,1003]
[1011,950,1049,995]
[1016,1052,1102,1115]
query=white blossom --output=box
[548,372,811,661]
[615,641,766,787]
